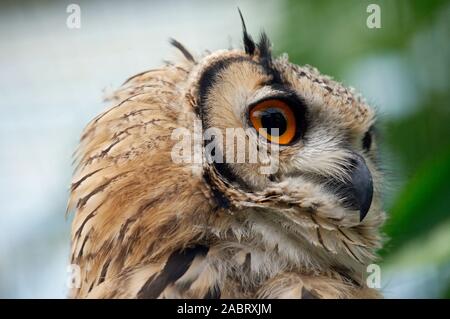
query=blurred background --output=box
[0,0,448,298]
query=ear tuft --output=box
[257,31,272,62]
[238,8,256,56]
[169,38,196,63]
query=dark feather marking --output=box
[173,254,207,292]
[82,136,129,165]
[114,199,165,268]
[97,258,111,285]
[309,214,319,227]
[174,65,190,74]
[316,227,330,252]
[73,214,94,242]
[84,124,168,168]
[202,170,230,209]
[76,172,130,209]
[342,240,363,264]
[76,238,115,265]
[310,215,330,252]
[87,91,156,129]
[81,122,161,166]
[118,217,139,243]
[122,108,157,119]
[204,286,221,299]
[337,227,356,244]
[71,168,105,191]
[137,245,209,299]
[112,118,165,139]
[301,287,319,299]
[118,198,159,242]
[212,160,251,194]
[101,138,124,154]
[170,38,196,63]
[88,281,95,293]
[76,230,91,261]
[122,68,163,85]
[242,252,251,274]
[123,81,177,91]
[333,266,362,287]
[74,201,104,239]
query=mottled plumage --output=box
[68,19,385,298]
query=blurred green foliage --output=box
[382,103,450,254]
[277,0,450,297]
[276,0,448,73]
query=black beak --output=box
[327,153,373,221]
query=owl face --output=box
[187,32,381,234]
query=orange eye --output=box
[249,99,297,145]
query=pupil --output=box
[260,108,287,136]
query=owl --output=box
[68,14,385,299]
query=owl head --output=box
[171,12,385,269]
[69,12,386,297]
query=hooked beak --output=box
[328,153,373,221]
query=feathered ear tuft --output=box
[257,32,272,64]
[238,8,255,55]
[257,32,281,83]
[169,38,196,63]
